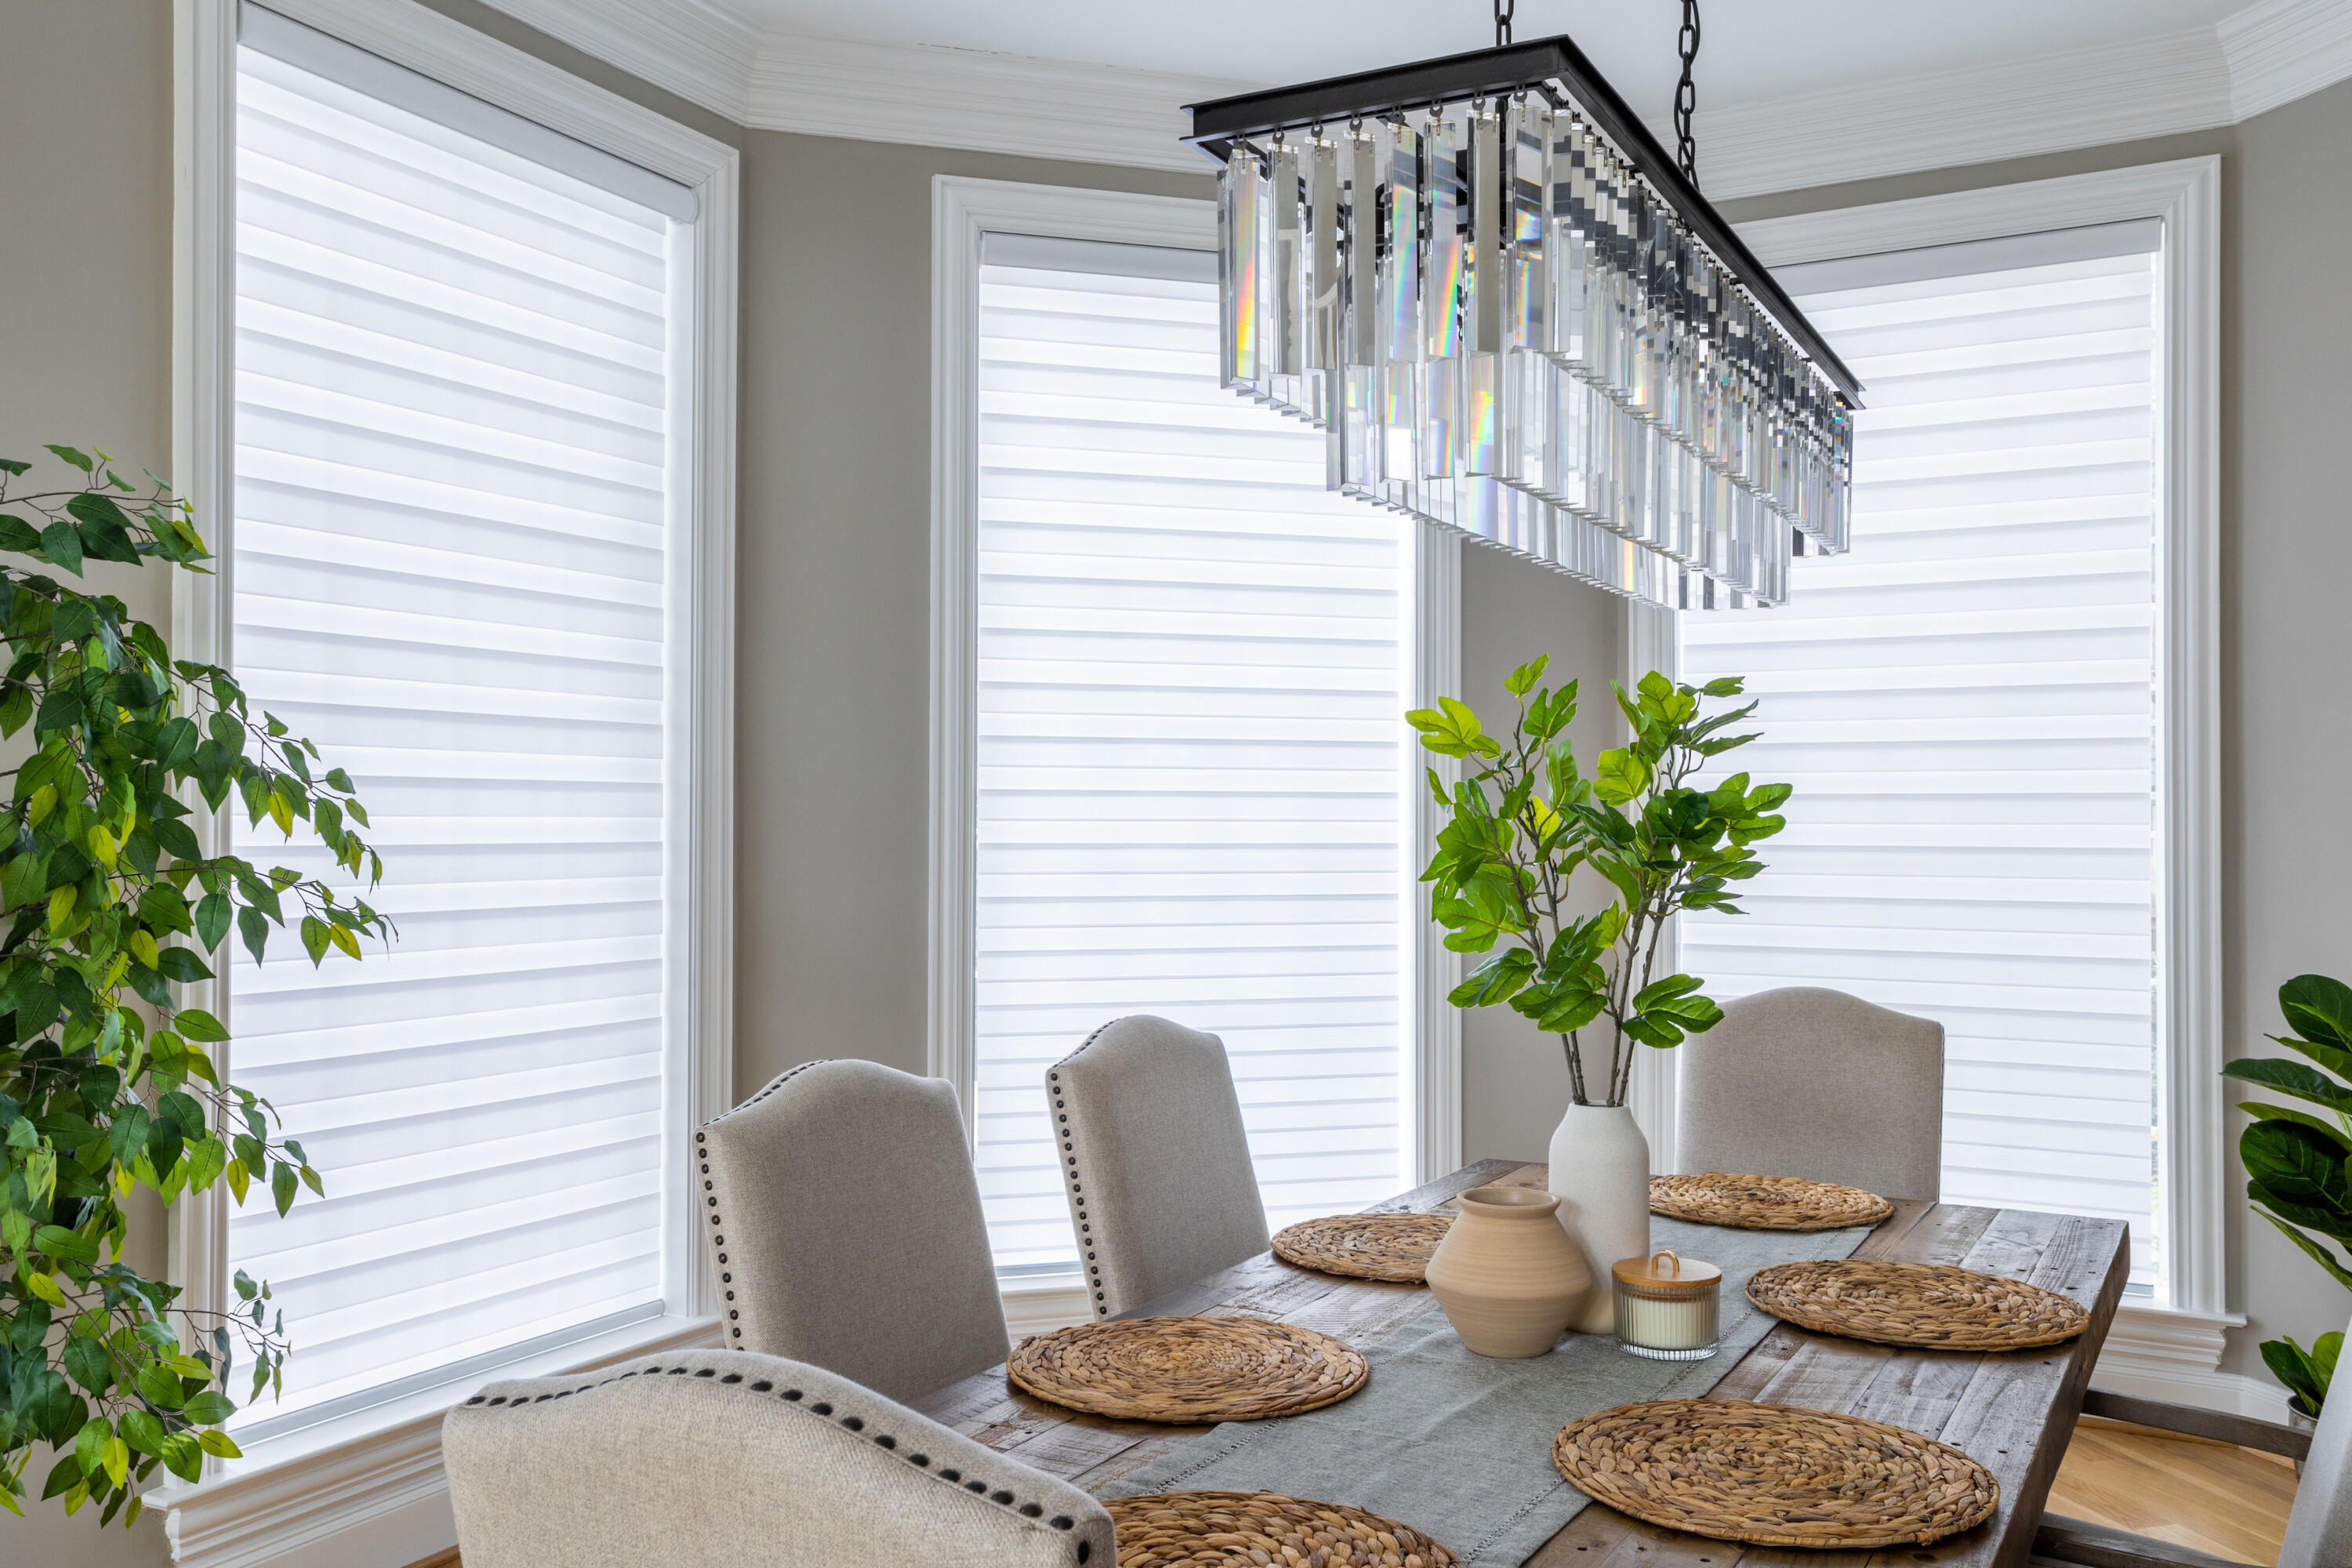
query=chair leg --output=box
[2032,1512,2256,1568]
[2078,1388,2311,1463]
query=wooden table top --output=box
[912,1159,2130,1568]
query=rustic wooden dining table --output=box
[913,1159,2132,1568]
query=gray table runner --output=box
[1104,1215,1875,1566]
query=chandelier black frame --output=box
[1181,35,1864,608]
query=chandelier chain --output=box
[1675,0,1701,183]
[1495,0,1515,47]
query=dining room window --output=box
[1677,223,2166,1291]
[968,233,1414,1276]
[222,10,702,1435]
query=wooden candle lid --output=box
[1612,1250,1722,1297]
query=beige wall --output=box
[731,132,1206,1093]
[2,2,176,1563]
[13,3,2347,1553]
[1454,552,1626,1163]
[726,132,1635,1165]
[1715,85,2352,1383]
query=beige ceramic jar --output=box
[1424,1185,1593,1358]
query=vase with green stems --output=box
[1410,661,1789,1330]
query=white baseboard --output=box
[2091,1303,2292,1421]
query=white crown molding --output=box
[470,0,759,120]
[750,33,1240,174]
[1662,27,2234,201]
[480,0,2352,201]
[2221,0,2352,119]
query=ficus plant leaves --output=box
[0,454,394,1524]
[1413,665,1787,1108]
[2283,974,2352,1051]
[2236,972,2352,1412]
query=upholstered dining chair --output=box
[1675,985,1945,1203]
[696,1058,1008,1403]
[2033,1363,2352,1568]
[1049,1015,1270,1319]
[444,1348,1113,1568]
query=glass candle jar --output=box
[1611,1250,1722,1360]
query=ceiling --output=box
[728,0,2249,120]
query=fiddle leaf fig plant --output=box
[1409,661,1789,1109]
[0,448,390,1526]
[2225,972,2352,1414]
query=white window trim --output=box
[927,176,1463,1319]
[164,0,739,1562]
[1635,157,2234,1396]
[1623,601,1681,1167]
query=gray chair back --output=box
[1050,1015,1270,1318]
[698,1059,1008,1403]
[444,1348,1112,1568]
[2284,1319,2352,1568]
[1675,985,1945,1203]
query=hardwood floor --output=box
[2049,1416,2300,1566]
[406,1415,2296,1568]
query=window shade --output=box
[1678,242,2161,1288]
[227,44,675,1428]
[975,241,1411,1273]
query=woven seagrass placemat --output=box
[1007,1316,1368,1423]
[1104,1213,1879,1564]
[1108,1490,1457,1566]
[1552,1399,1999,1549]
[1650,1171,1894,1232]
[1272,1212,1455,1283]
[1746,1258,2090,1350]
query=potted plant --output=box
[1409,662,1788,1330]
[2224,972,2352,1420]
[0,448,389,1526]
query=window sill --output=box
[157,1313,721,1568]
[1002,1271,1091,1336]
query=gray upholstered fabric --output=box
[697,1059,1008,1403]
[2282,1314,2352,1568]
[1675,985,1945,1203]
[444,1348,1112,1568]
[1050,1015,1270,1318]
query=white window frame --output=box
[927,176,1462,1329]
[1630,157,2232,1397]
[165,1,738,1562]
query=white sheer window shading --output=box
[1678,235,2162,1289]
[226,42,679,1429]
[974,237,1411,1274]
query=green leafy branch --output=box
[2265,1330,2341,1421]
[0,447,393,1525]
[2223,972,2352,1414]
[1408,662,1790,1108]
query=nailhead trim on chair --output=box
[695,1059,834,1345]
[459,1362,1091,1560]
[1047,1019,1127,1318]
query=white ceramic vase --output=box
[1547,1102,1652,1333]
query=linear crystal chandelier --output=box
[1184,24,1863,609]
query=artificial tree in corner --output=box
[1410,662,1789,1330]
[2225,972,2352,1417]
[0,447,389,1526]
